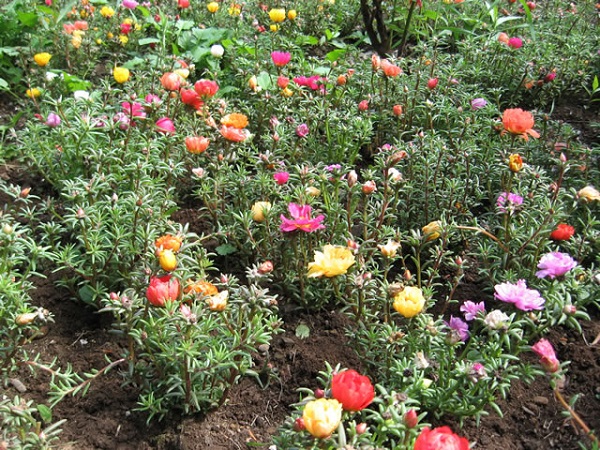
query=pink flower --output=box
[508,37,523,49]
[445,316,469,342]
[414,427,469,450]
[535,252,577,279]
[293,75,323,90]
[460,301,485,321]
[194,79,219,98]
[113,112,130,130]
[156,117,175,134]
[531,338,560,373]
[271,51,291,67]
[427,78,439,90]
[295,123,309,138]
[358,100,369,111]
[470,98,487,110]
[122,101,146,118]
[45,112,61,127]
[122,0,138,9]
[496,192,523,213]
[273,171,290,185]
[144,94,162,106]
[494,279,544,311]
[280,203,325,233]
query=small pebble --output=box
[9,378,27,393]
[533,395,549,405]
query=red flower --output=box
[501,108,540,140]
[194,79,219,98]
[156,117,175,134]
[550,223,574,241]
[414,426,470,450]
[331,369,375,412]
[180,88,203,110]
[427,77,439,90]
[146,275,181,307]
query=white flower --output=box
[45,71,60,81]
[73,90,90,100]
[483,310,510,330]
[210,44,224,58]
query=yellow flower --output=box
[206,290,228,311]
[207,1,219,12]
[174,68,189,79]
[305,186,321,197]
[287,9,297,20]
[100,5,115,17]
[158,249,177,272]
[228,4,241,15]
[269,8,286,23]
[302,399,343,439]
[25,88,41,99]
[270,24,279,32]
[378,240,401,258]
[392,286,425,318]
[508,153,523,172]
[119,35,129,45]
[251,201,272,222]
[577,186,600,202]
[248,75,260,92]
[107,31,114,39]
[71,35,83,49]
[96,38,103,45]
[307,245,355,278]
[422,220,441,241]
[33,52,52,67]
[282,87,293,97]
[113,66,130,83]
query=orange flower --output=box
[185,280,219,296]
[501,108,540,140]
[155,234,183,253]
[508,153,523,172]
[380,59,402,77]
[221,113,248,129]
[185,136,210,154]
[220,125,249,142]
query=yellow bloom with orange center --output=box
[100,5,115,17]
[508,154,523,172]
[302,399,343,439]
[251,201,272,222]
[33,52,52,67]
[158,249,178,272]
[155,234,183,253]
[392,286,426,318]
[269,8,286,22]
[422,220,441,241]
[207,1,219,12]
[26,88,41,99]
[185,280,219,296]
[307,245,355,278]
[206,290,228,311]
[113,66,130,83]
[501,108,540,140]
[221,113,248,129]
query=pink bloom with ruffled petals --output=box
[271,51,291,67]
[535,252,577,279]
[494,279,544,311]
[280,203,325,233]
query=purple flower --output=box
[296,123,309,138]
[535,252,577,279]
[460,301,485,321]
[325,164,342,172]
[470,98,487,110]
[496,192,523,213]
[45,112,61,127]
[494,279,545,311]
[445,316,469,341]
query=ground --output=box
[1,95,599,449]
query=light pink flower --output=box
[271,51,291,67]
[460,301,485,321]
[494,279,545,311]
[296,123,309,138]
[496,192,523,213]
[531,338,560,373]
[122,0,138,9]
[535,252,577,279]
[445,316,469,342]
[45,112,61,127]
[156,117,175,134]
[273,171,290,185]
[144,94,162,106]
[122,101,146,118]
[280,203,325,233]
[113,112,130,130]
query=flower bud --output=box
[314,388,325,399]
[293,417,305,432]
[15,312,38,326]
[159,249,178,272]
[258,261,274,274]
[251,201,272,222]
[109,292,119,301]
[358,100,369,111]
[347,170,358,188]
[404,409,418,428]
[356,422,368,435]
[362,180,376,194]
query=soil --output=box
[2,96,600,449]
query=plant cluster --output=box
[0,0,599,448]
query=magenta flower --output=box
[460,301,485,321]
[496,192,523,213]
[470,98,487,110]
[273,171,290,185]
[445,316,469,341]
[45,112,61,127]
[293,75,323,90]
[531,338,560,373]
[494,279,545,311]
[535,252,577,279]
[271,51,291,67]
[156,117,175,134]
[508,37,523,49]
[122,101,146,118]
[296,123,309,138]
[144,94,162,106]
[113,112,130,130]
[121,0,138,8]
[280,203,325,233]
